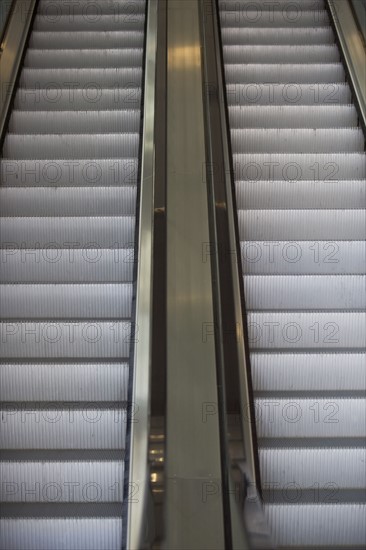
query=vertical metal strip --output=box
[126,0,158,548]
[0,0,37,144]
[327,0,366,129]
[165,0,225,548]
[200,1,274,548]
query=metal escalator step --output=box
[233,153,366,180]
[223,45,340,63]
[221,27,334,45]
[30,31,145,49]
[264,504,366,547]
[0,408,126,448]
[228,105,358,128]
[25,49,143,69]
[33,14,145,31]
[0,518,123,550]
[247,311,366,350]
[0,188,137,216]
[3,134,139,160]
[224,63,345,84]
[14,88,142,111]
[259,447,366,489]
[230,128,364,153]
[240,241,366,276]
[237,210,366,240]
[0,460,124,502]
[235,180,366,209]
[0,321,132,359]
[219,10,330,27]
[0,284,133,319]
[226,83,352,105]
[9,110,141,134]
[243,275,366,310]
[0,217,135,248]
[0,248,134,283]
[38,0,146,15]
[0,363,129,401]
[218,0,325,10]
[0,159,139,186]
[251,352,366,391]
[255,397,366,437]
[19,67,142,88]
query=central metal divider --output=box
[165,1,225,547]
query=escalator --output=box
[217,0,366,547]
[0,1,147,548]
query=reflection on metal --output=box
[351,0,366,44]
[0,0,14,46]
[0,0,37,143]
[165,0,225,548]
[200,1,273,548]
[328,0,366,128]
[126,0,158,548]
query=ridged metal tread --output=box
[0,159,139,186]
[33,14,145,32]
[219,0,366,546]
[240,240,366,275]
[0,0,146,547]
[29,31,145,49]
[226,83,353,105]
[13,88,142,111]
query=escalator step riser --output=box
[0,217,135,248]
[251,352,366,391]
[225,63,346,84]
[0,363,129,401]
[13,88,142,112]
[25,49,144,69]
[235,180,366,209]
[231,128,365,153]
[0,159,139,186]
[219,11,330,27]
[255,397,366,437]
[0,461,124,502]
[38,0,146,16]
[9,111,141,134]
[247,311,366,349]
[259,448,366,489]
[243,275,366,310]
[229,105,358,128]
[224,45,340,63]
[0,321,132,359]
[221,26,334,45]
[30,31,145,49]
[20,68,142,88]
[0,410,126,449]
[218,0,325,10]
[3,134,140,160]
[264,504,366,547]
[233,153,366,181]
[0,187,137,216]
[0,284,133,319]
[240,241,366,275]
[226,83,352,105]
[33,14,145,32]
[238,210,366,240]
[0,249,134,284]
[0,519,123,550]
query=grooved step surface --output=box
[0,0,146,546]
[0,519,123,550]
[219,0,366,546]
